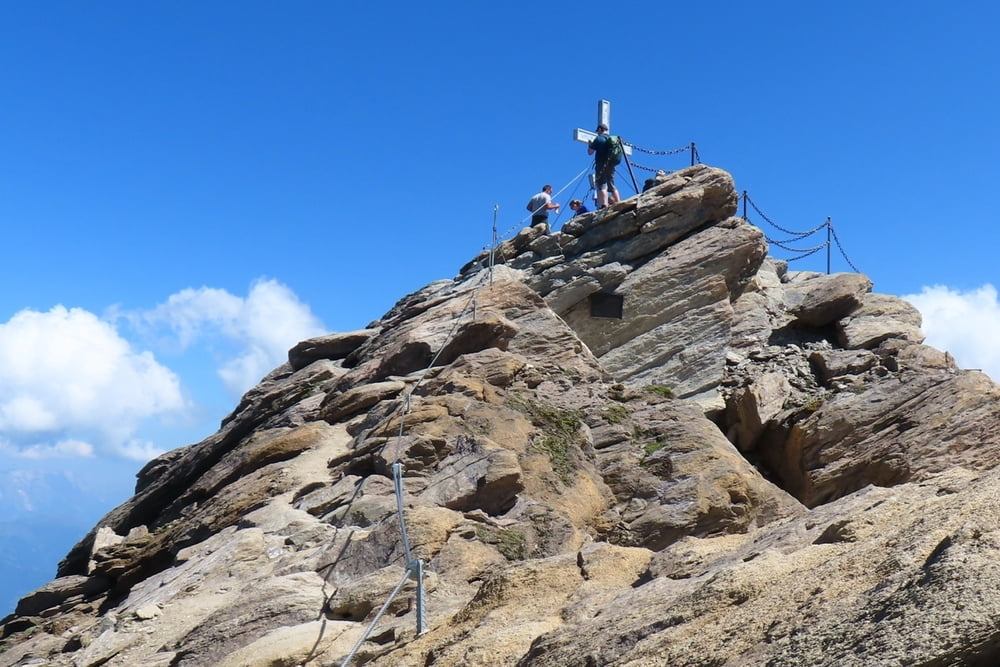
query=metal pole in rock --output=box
[392,462,414,565]
[621,137,640,196]
[490,204,498,286]
[413,559,427,635]
[826,217,832,274]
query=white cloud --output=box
[133,278,326,396]
[0,306,188,459]
[903,284,1000,381]
[116,439,164,462]
[0,279,324,467]
[0,396,58,432]
[136,286,244,349]
[16,439,95,460]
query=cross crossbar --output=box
[572,99,632,155]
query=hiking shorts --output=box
[596,161,616,189]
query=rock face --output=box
[462,165,753,406]
[3,164,1000,666]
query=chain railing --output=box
[740,191,860,273]
[623,140,701,170]
[480,144,860,276]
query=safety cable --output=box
[339,270,489,666]
[340,566,413,667]
[551,167,594,225]
[497,164,594,241]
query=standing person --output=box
[569,199,589,217]
[587,124,622,208]
[526,184,560,227]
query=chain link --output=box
[621,140,696,174]
[828,221,861,273]
[782,245,828,262]
[768,234,821,246]
[749,192,862,272]
[629,161,662,173]
[744,194,821,237]
[765,236,829,254]
[623,141,691,156]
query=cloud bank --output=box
[134,278,327,396]
[903,283,1000,381]
[0,306,186,460]
[0,278,326,463]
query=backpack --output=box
[606,135,623,166]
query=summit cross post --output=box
[572,99,632,155]
[573,99,637,196]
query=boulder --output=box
[783,272,873,328]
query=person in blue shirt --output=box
[569,199,589,217]
[587,124,622,208]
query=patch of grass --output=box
[783,393,828,412]
[804,395,825,411]
[475,526,528,561]
[633,424,654,440]
[506,394,583,483]
[643,439,667,457]
[631,424,668,462]
[602,403,631,425]
[305,379,327,397]
[645,384,674,398]
[534,434,573,482]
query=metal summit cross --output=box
[572,99,632,156]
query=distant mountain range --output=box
[0,468,131,616]
[0,518,92,616]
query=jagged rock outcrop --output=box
[462,164,753,406]
[3,164,999,666]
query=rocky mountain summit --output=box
[3,164,1000,666]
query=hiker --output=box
[587,124,622,208]
[569,199,589,217]
[526,184,560,227]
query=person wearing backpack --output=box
[587,124,622,209]
[526,184,560,227]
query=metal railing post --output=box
[826,217,832,274]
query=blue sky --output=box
[3,0,1000,611]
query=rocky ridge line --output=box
[2,165,999,666]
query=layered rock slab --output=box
[509,467,1000,667]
